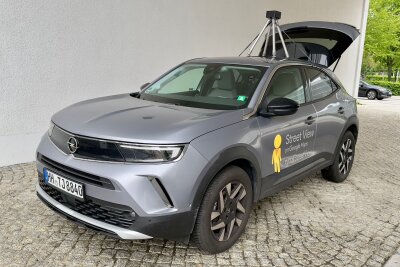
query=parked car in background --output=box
[358,80,392,100]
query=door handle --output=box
[305,116,315,125]
[338,107,345,114]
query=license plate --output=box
[43,168,84,199]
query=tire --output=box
[322,131,356,183]
[192,165,253,254]
[367,90,377,100]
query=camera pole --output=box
[246,10,289,58]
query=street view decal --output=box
[272,129,315,173]
[272,134,282,173]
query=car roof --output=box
[186,56,325,69]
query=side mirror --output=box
[259,97,299,117]
[140,82,150,90]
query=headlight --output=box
[48,122,55,137]
[117,144,185,163]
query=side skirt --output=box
[259,159,333,199]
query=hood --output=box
[371,85,389,91]
[263,21,360,67]
[52,94,243,144]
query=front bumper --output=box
[379,90,392,98]
[36,133,208,242]
[37,184,151,239]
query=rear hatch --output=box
[262,21,360,67]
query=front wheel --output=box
[367,90,377,100]
[322,131,356,183]
[192,166,253,254]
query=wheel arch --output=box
[191,146,262,212]
[333,115,359,158]
[346,123,359,142]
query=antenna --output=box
[246,10,289,58]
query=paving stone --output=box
[0,106,400,266]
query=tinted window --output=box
[266,67,305,104]
[306,68,334,101]
[142,63,266,110]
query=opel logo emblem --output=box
[67,137,79,154]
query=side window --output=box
[266,67,306,104]
[306,68,335,101]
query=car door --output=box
[358,81,367,97]
[304,67,347,163]
[257,66,317,196]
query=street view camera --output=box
[246,10,289,58]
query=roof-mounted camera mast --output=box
[247,10,289,58]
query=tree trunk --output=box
[387,56,394,82]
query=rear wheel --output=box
[367,90,377,100]
[322,131,355,183]
[192,166,253,254]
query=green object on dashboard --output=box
[237,95,248,102]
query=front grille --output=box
[38,154,114,189]
[49,125,125,162]
[38,174,135,229]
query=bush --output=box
[365,80,400,96]
[366,75,387,81]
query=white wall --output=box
[0,0,368,166]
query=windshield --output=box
[140,63,267,110]
[360,80,369,86]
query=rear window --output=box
[305,68,335,101]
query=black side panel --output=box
[130,210,197,243]
[260,153,331,199]
[191,146,262,209]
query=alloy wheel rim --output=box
[367,91,376,99]
[210,182,247,242]
[338,138,353,175]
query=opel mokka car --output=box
[36,20,360,254]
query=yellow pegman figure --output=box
[272,134,282,173]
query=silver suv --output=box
[36,20,359,253]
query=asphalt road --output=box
[0,97,399,267]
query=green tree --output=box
[364,0,400,81]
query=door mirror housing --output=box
[259,97,299,117]
[140,82,150,90]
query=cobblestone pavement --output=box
[1,98,400,267]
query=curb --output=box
[384,247,400,267]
